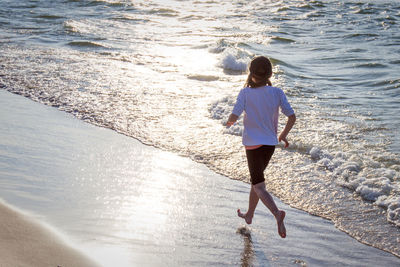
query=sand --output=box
[0,200,98,267]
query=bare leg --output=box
[253,182,286,238]
[238,185,259,224]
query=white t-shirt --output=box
[232,86,294,146]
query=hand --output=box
[278,134,289,148]
[226,114,238,128]
[226,121,234,127]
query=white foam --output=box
[211,40,251,73]
[218,48,249,72]
[209,95,244,137]
[310,147,334,160]
[387,198,400,227]
[220,54,247,72]
[309,145,400,226]
[354,177,393,202]
[208,96,234,120]
[223,123,243,136]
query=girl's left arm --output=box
[278,114,296,148]
[226,113,238,127]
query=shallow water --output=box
[1,89,400,266]
[0,0,399,257]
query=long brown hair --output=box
[244,56,273,88]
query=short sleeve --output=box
[279,89,294,116]
[232,89,245,116]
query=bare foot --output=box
[275,210,286,238]
[237,209,253,224]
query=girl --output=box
[226,56,296,238]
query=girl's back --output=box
[233,85,294,146]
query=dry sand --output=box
[0,200,98,267]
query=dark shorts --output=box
[245,145,275,185]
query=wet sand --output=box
[1,89,400,266]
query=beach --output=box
[1,90,400,266]
[1,0,400,257]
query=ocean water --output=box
[0,0,399,258]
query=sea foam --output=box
[311,146,400,226]
[219,53,248,72]
[209,96,243,136]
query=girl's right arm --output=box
[228,89,245,127]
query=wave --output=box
[110,15,149,23]
[67,41,107,48]
[219,54,247,72]
[353,7,375,15]
[35,14,64,20]
[208,39,232,54]
[216,46,251,73]
[354,63,388,69]
[179,15,206,21]
[147,8,179,17]
[268,57,295,69]
[187,74,219,82]
[87,0,126,7]
[343,33,379,40]
[63,20,81,34]
[271,36,296,43]
[63,19,102,36]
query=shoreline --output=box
[1,89,400,266]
